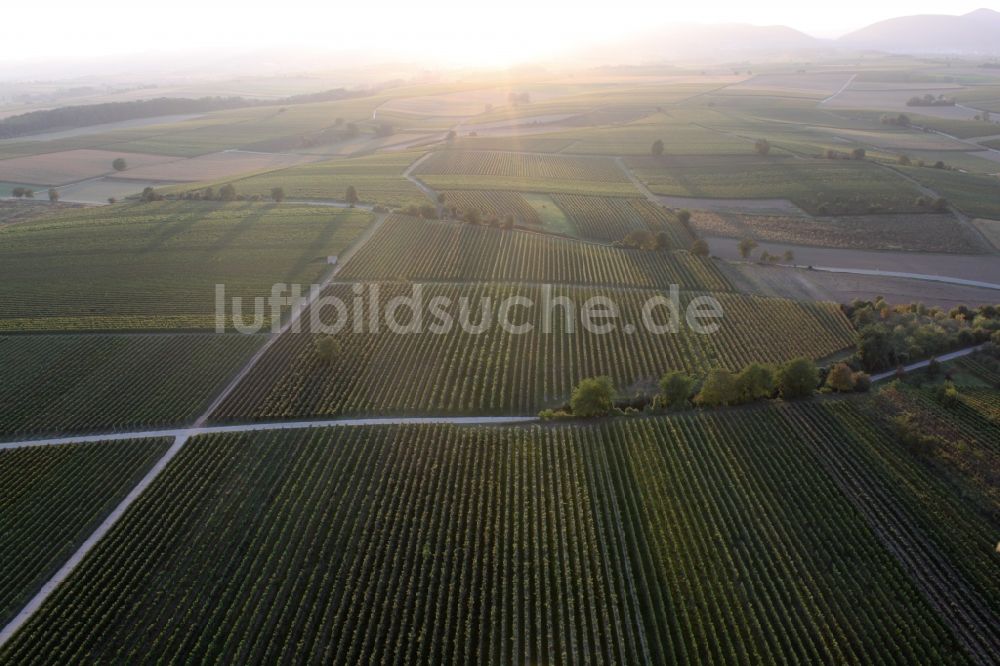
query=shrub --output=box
[825,363,856,392]
[570,376,615,417]
[778,357,819,399]
[659,372,694,409]
[736,363,776,402]
[695,368,739,407]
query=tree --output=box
[852,148,866,160]
[783,250,794,262]
[107,197,117,204]
[345,186,359,208]
[464,208,481,225]
[825,362,856,392]
[11,187,25,198]
[271,187,285,202]
[696,368,739,407]
[777,357,819,399]
[655,231,671,251]
[738,238,758,259]
[570,376,615,417]
[219,183,237,201]
[112,157,127,171]
[736,363,775,402]
[140,186,162,203]
[676,209,691,225]
[898,154,912,166]
[436,192,446,205]
[48,188,59,202]
[690,239,710,256]
[651,139,665,157]
[314,336,341,363]
[754,139,771,156]
[659,371,694,409]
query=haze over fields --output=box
[1,2,999,665]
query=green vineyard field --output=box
[338,216,728,291]
[211,282,854,419]
[0,438,170,627]
[550,194,695,246]
[0,334,263,438]
[0,202,372,331]
[3,410,991,663]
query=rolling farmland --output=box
[0,334,263,438]
[0,202,372,330]
[0,438,171,627]
[626,157,927,215]
[550,194,695,246]
[0,413,986,664]
[339,215,726,290]
[185,151,428,207]
[211,282,854,419]
[416,150,639,196]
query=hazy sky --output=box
[4,1,997,66]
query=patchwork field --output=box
[0,202,372,330]
[690,211,990,253]
[113,150,318,182]
[338,215,728,291]
[626,156,927,215]
[0,334,262,438]
[212,282,852,418]
[0,149,177,186]
[415,150,639,196]
[550,194,695,246]
[899,165,1000,219]
[189,151,427,207]
[5,407,992,663]
[0,438,171,627]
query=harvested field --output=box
[0,149,178,186]
[972,218,1000,250]
[113,150,318,182]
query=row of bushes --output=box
[541,357,870,420]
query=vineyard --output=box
[550,194,695,246]
[0,201,372,331]
[0,334,263,438]
[415,151,639,196]
[1,414,984,664]
[416,151,628,182]
[625,157,927,216]
[210,282,855,419]
[439,190,542,225]
[689,210,989,254]
[786,400,1000,663]
[0,438,170,627]
[338,216,728,291]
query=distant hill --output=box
[578,23,826,65]
[840,8,1000,54]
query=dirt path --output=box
[402,152,438,203]
[870,344,985,382]
[194,212,389,427]
[613,156,810,216]
[0,434,190,649]
[818,74,857,105]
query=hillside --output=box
[840,8,1000,54]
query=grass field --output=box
[182,152,427,207]
[212,282,853,418]
[626,157,927,215]
[113,150,317,183]
[416,150,640,196]
[0,438,171,627]
[338,215,728,291]
[0,334,262,437]
[691,211,990,253]
[0,201,372,330]
[3,408,989,663]
[898,165,1000,219]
